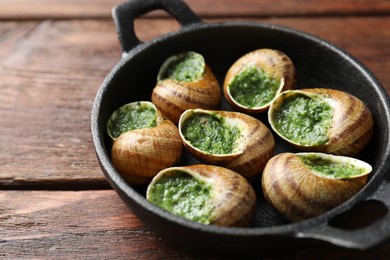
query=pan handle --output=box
[297,180,390,250]
[112,0,202,53]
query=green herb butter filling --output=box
[272,93,333,146]
[181,113,242,155]
[159,52,205,82]
[228,66,280,108]
[299,155,365,179]
[107,102,157,139]
[147,171,213,224]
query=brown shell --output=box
[262,153,370,222]
[178,109,275,179]
[147,164,257,227]
[111,117,183,185]
[223,48,296,113]
[268,88,374,156]
[151,64,221,124]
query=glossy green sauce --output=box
[299,155,365,179]
[229,66,280,108]
[273,94,333,145]
[107,102,157,139]
[181,113,242,154]
[159,52,205,82]
[148,171,213,224]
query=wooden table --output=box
[1,0,390,258]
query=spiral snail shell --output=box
[151,51,221,124]
[268,88,374,156]
[262,152,372,222]
[178,109,275,179]
[223,48,296,113]
[146,164,256,226]
[107,101,183,185]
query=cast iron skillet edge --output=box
[91,0,390,253]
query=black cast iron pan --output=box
[91,0,390,254]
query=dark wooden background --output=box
[1,0,390,258]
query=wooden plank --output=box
[0,21,121,186]
[1,17,389,187]
[1,190,390,258]
[0,22,39,60]
[189,0,390,17]
[0,0,121,20]
[0,190,195,258]
[1,0,390,20]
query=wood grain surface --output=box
[1,0,390,258]
[0,20,119,187]
[1,190,390,259]
[1,0,390,19]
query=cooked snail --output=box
[262,152,372,222]
[178,109,275,179]
[151,51,221,124]
[107,101,183,184]
[146,164,256,226]
[223,48,296,113]
[268,88,373,156]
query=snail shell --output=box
[223,48,296,113]
[262,152,372,222]
[151,51,221,124]
[268,88,374,156]
[146,164,256,227]
[108,101,183,185]
[178,109,275,179]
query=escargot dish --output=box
[107,101,183,184]
[178,109,275,179]
[262,152,372,222]
[151,51,221,124]
[146,164,256,226]
[223,48,296,113]
[268,88,374,156]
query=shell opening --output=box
[227,65,283,109]
[157,51,205,82]
[297,152,372,179]
[146,167,214,224]
[179,109,245,156]
[107,101,158,140]
[269,91,334,146]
